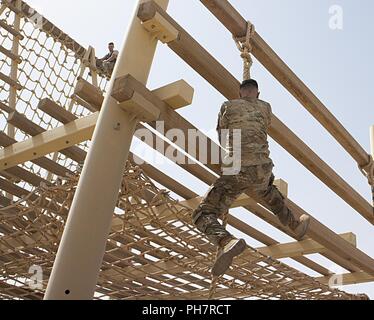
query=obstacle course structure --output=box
[0,0,373,300]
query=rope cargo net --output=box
[0,1,372,300]
[0,162,366,300]
[0,0,109,190]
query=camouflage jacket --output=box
[217,97,273,166]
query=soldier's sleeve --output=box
[216,102,229,143]
[266,102,273,126]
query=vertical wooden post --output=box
[44,0,169,300]
[7,0,21,140]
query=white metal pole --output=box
[44,0,169,300]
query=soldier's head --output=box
[240,79,259,99]
[108,42,115,52]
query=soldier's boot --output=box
[277,207,310,240]
[211,236,247,277]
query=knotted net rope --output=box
[0,162,367,300]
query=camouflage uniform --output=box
[192,98,291,245]
[96,50,118,75]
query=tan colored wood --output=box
[151,79,194,110]
[112,75,161,122]
[1,0,23,16]
[257,232,356,259]
[7,111,86,163]
[0,113,98,171]
[274,179,288,197]
[38,99,77,124]
[75,76,195,111]
[0,45,22,63]
[0,19,24,39]
[0,71,22,90]
[138,1,374,225]
[4,166,48,187]
[0,101,13,113]
[70,94,98,112]
[0,177,38,201]
[74,78,104,110]
[141,11,179,43]
[0,131,72,177]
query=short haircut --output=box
[240,79,258,91]
[108,42,114,46]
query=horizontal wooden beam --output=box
[151,79,194,109]
[0,45,22,63]
[0,71,22,90]
[74,76,194,111]
[0,113,98,171]
[0,19,24,39]
[0,131,72,177]
[257,232,356,259]
[199,0,371,173]
[7,110,86,163]
[137,1,374,225]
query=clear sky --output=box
[26,0,374,298]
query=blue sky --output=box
[26,0,374,298]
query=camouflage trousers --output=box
[192,162,289,245]
[96,60,116,75]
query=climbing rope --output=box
[233,21,256,81]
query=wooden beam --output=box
[0,113,98,171]
[74,76,195,111]
[0,101,13,113]
[137,1,374,225]
[0,177,38,201]
[38,98,77,124]
[274,179,288,197]
[141,11,179,43]
[0,71,22,90]
[3,166,48,187]
[0,131,73,177]
[7,111,86,163]
[74,78,104,110]
[0,19,24,39]
[199,0,371,172]
[151,79,194,110]
[256,232,356,259]
[112,75,161,122]
[0,45,22,63]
